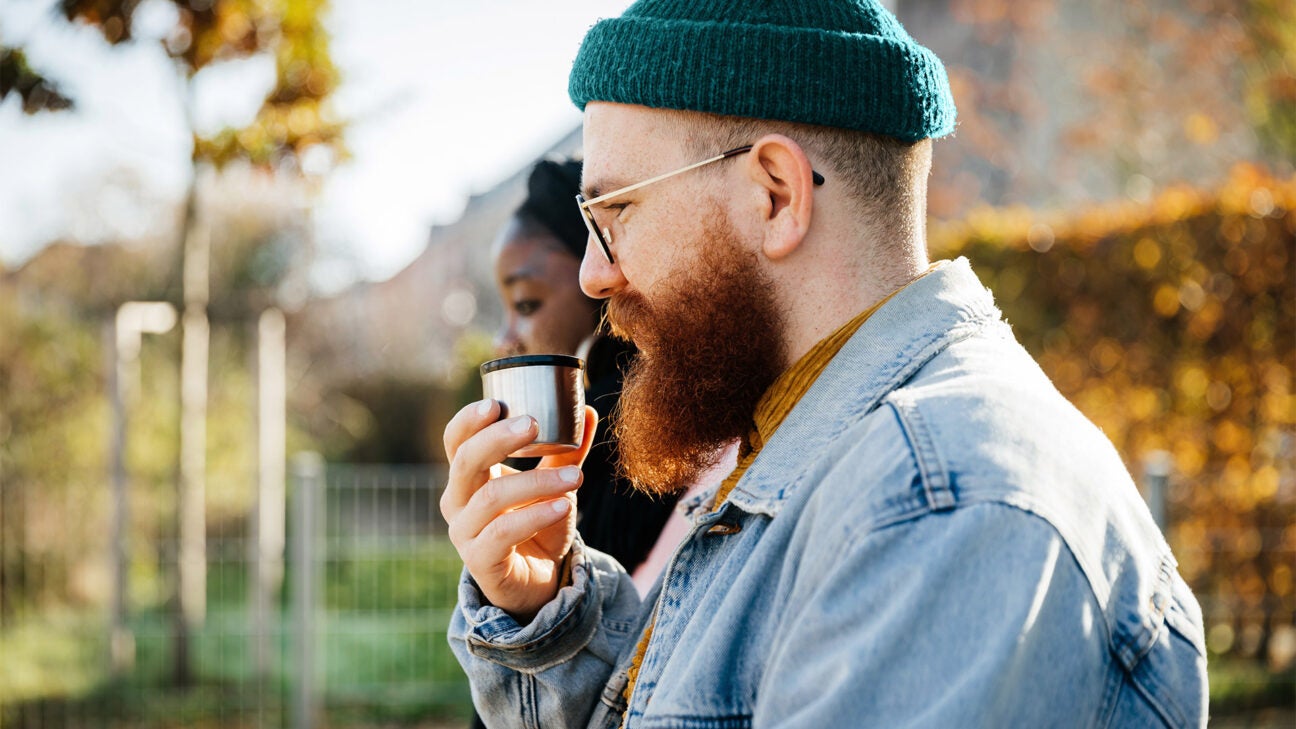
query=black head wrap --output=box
[516,158,586,258]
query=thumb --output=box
[538,405,599,470]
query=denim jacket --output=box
[449,258,1209,728]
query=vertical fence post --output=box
[291,452,323,729]
[106,317,134,677]
[107,303,175,677]
[176,305,210,686]
[251,309,287,681]
[1141,450,1173,533]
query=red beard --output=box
[607,211,787,496]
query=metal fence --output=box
[0,459,468,729]
[1,458,1293,727]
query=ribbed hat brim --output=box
[569,16,956,142]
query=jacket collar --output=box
[720,257,1001,517]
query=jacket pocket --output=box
[1105,574,1208,728]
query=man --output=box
[440,1,1209,727]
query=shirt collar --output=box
[719,257,1001,517]
[710,283,905,508]
[752,280,910,447]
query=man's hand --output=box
[440,399,599,622]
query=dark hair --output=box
[516,158,587,258]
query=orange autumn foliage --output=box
[931,164,1296,658]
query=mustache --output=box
[605,291,654,346]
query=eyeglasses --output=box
[575,145,825,264]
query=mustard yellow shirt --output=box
[711,275,926,506]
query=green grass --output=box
[1209,654,1296,716]
[0,609,105,703]
[0,540,473,727]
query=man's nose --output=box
[580,236,626,299]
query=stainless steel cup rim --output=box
[480,354,584,376]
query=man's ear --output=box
[744,134,815,261]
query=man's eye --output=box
[514,300,540,316]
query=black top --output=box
[576,335,680,573]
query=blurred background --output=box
[0,0,1291,727]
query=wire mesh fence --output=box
[0,459,469,729]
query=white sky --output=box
[0,0,634,284]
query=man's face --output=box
[578,103,719,308]
[580,103,787,494]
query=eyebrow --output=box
[581,176,631,202]
[502,268,539,287]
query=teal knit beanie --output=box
[569,0,956,143]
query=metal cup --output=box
[480,354,585,457]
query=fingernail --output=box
[551,499,570,514]
[476,399,493,417]
[558,466,580,484]
[509,416,533,434]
